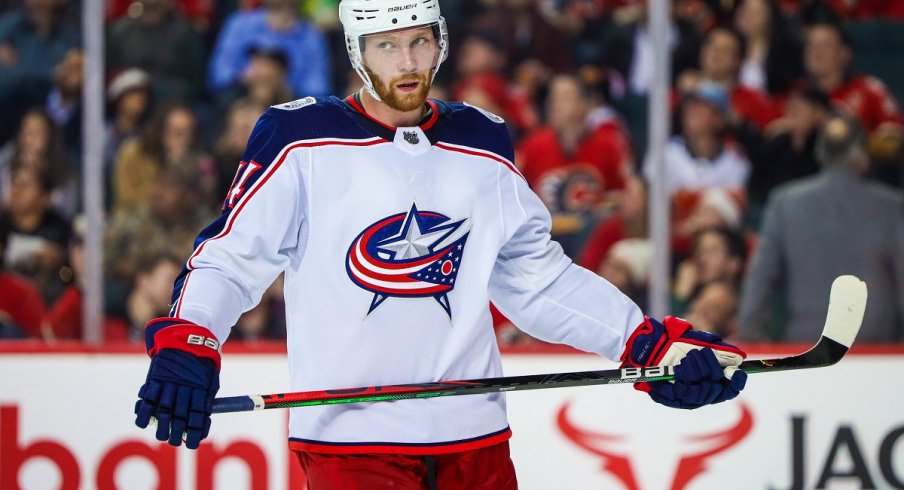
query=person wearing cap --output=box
[675,26,781,128]
[207,0,331,98]
[104,68,152,184]
[644,81,751,197]
[133,2,748,487]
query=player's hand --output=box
[620,316,747,409]
[135,318,221,449]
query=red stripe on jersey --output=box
[174,271,192,317]
[186,138,387,271]
[434,142,523,179]
[288,427,512,456]
[346,95,395,131]
[344,96,441,131]
[421,99,440,130]
[348,249,426,283]
[356,280,451,296]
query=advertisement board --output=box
[1,345,902,489]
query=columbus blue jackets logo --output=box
[346,204,470,317]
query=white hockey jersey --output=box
[170,95,644,454]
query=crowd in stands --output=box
[0,0,901,344]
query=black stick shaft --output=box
[212,336,848,414]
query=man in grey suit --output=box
[738,113,904,342]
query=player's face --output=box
[362,26,439,112]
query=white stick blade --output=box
[823,275,868,348]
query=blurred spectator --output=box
[106,0,207,103]
[106,0,215,32]
[122,252,182,336]
[468,0,576,75]
[0,107,70,209]
[456,30,507,81]
[452,30,539,134]
[453,73,538,138]
[738,114,904,342]
[683,280,740,338]
[211,98,266,209]
[552,0,616,70]
[604,0,700,95]
[106,164,216,284]
[599,0,702,95]
[673,226,747,313]
[597,0,703,157]
[214,45,295,112]
[0,0,79,143]
[813,0,904,21]
[104,69,152,189]
[45,46,83,157]
[673,187,745,248]
[451,30,552,122]
[803,21,904,156]
[738,84,830,221]
[112,102,215,215]
[0,218,45,338]
[645,82,751,196]
[598,237,652,309]
[676,26,780,128]
[42,215,130,341]
[208,0,332,98]
[733,0,803,96]
[577,174,648,273]
[517,74,633,257]
[0,164,71,302]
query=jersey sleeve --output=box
[169,109,307,342]
[488,169,644,361]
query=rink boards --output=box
[0,343,902,490]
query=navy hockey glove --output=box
[620,316,747,409]
[135,318,221,449]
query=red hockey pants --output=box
[294,441,518,489]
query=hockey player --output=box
[134,1,748,488]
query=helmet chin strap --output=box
[363,79,382,102]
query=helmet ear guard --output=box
[339,0,449,101]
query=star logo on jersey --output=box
[346,204,470,317]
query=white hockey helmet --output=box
[339,0,449,101]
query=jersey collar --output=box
[343,94,442,144]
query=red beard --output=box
[368,70,432,112]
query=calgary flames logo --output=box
[557,401,753,489]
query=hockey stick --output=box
[211,275,867,414]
